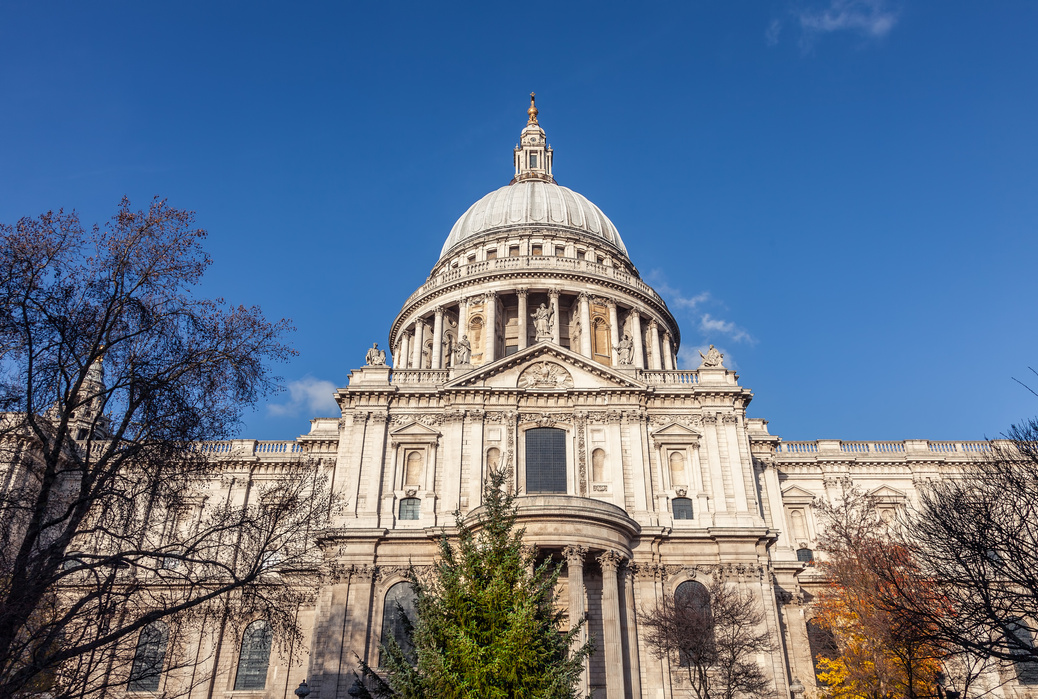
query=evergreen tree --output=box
[352,467,592,699]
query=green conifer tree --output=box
[352,466,592,699]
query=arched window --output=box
[525,427,566,493]
[381,582,417,664]
[398,497,421,521]
[669,451,688,486]
[234,620,272,690]
[404,452,422,486]
[797,548,815,564]
[672,497,694,520]
[128,622,168,692]
[791,509,808,540]
[674,580,712,666]
[486,447,501,472]
[592,449,606,482]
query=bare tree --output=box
[642,576,772,699]
[0,200,329,697]
[895,421,1038,688]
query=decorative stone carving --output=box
[614,332,634,365]
[517,361,573,390]
[597,550,626,572]
[698,344,725,368]
[531,302,554,341]
[563,545,588,564]
[576,412,588,496]
[721,414,738,425]
[365,342,387,366]
[454,334,472,364]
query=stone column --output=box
[607,299,620,365]
[648,320,662,370]
[457,297,469,349]
[517,288,529,350]
[398,331,411,369]
[630,310,645,369]
[484,291,498,364]
[578,292,593,358]
[564,545,589,695]
[549,288,561,345]
[598,550,626,699]
[662,332,674,370]
[622,564,642,699]
[431,306,444,369]
[412,318,425,370]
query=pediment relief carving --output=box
[517,361,573,390]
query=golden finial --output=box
[527,92,539,125]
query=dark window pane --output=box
[807,619,839,685]
[399,498,420,520]
[381,582,417,665]
[672,498,694,520]
[1011,623,1038,684]
[234,621,272,690]
[797,548,815,563]
[128,622,167,692]
[525,428,567,493]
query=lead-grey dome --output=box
[439,179,628,259]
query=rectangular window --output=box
[486,248,497,260]
[399,498,421,520]
[530,153,538,168]
[531,244,542,256]
[556,247,566,257]
[505,345,518,356]
[509,246,520,257]
[525,428,567,493]
[672,498,694,520]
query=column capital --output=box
[434,305,444,316]
[604,297,616,309]
[414,316,425,327]
[597,550,627,572]
[563,545,588,565]
[578,291,590,302]
[548,288,561,300]
[486,290,498,300]
[628,308,640,318]
[662,331,671,341]
[648,318,658,330]
[622,562,637,582]
[516,287,528,298]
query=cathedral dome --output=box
[439,180,628,259]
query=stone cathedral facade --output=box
[179,100,1013,699]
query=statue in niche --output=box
[531,302,554,340]
[454,335,472,365]
[365,343,387,366]
[614,333,634,365]
[698,344,724,368]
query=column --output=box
[458,297,469,346]
[662,332,674,370]
[564,545,589,695]
[549,288,561,345]
[412,318,425,369]
[517,288,529,350]
[630,310,645,369]
[398,331,411,369]
[431,306,444,369]
[485,291,498,363]
[607,299,620,365]
[648,320,662,370]
[598,550,626,699]
[622,564,642,699]
[578,292,592,358]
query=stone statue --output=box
[454,334,472,365]
[698,344,724,368]
[531,302,554,340]
[365,343,386,366]
[614,333,634,365]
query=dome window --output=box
[509,245,520,257]
[529,153,538,168]
[531,244,542,256]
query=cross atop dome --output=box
[513,93,554,183]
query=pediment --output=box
[389,421,441,441]
[651,422,701,446]
[868,485,907,502]
[443,343,647,391]
[781,485,818,504]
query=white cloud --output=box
[765,18,782,46]
[798,0,899,39]
[699,313,755,345]
[267,376,338,418]
[671,291,711,311]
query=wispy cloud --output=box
[765,18,782,46]
[699,313,755,344]
[267,376,338,418]
[798,0,899,39]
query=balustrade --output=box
[391,369,451,385]
[775,440,993,456]
[638,370,699,385]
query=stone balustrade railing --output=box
[196,440,304,458]
[640,370,699,385]
[391,369,451,385]
[402,255,666,309]
[774,439,998,457]
[387,368,702,387]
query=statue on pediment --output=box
[698,344,724,368]
[454,335,472,365]
[531,303,554,341]
[365,343,386,366]
[614,332,634,365]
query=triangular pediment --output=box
[389,421,441,437]
[651,422,702,438]
[443,343,647,391]
[868,485,907,501]
[781,485,818,503]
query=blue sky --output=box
[2,1,1036,442]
